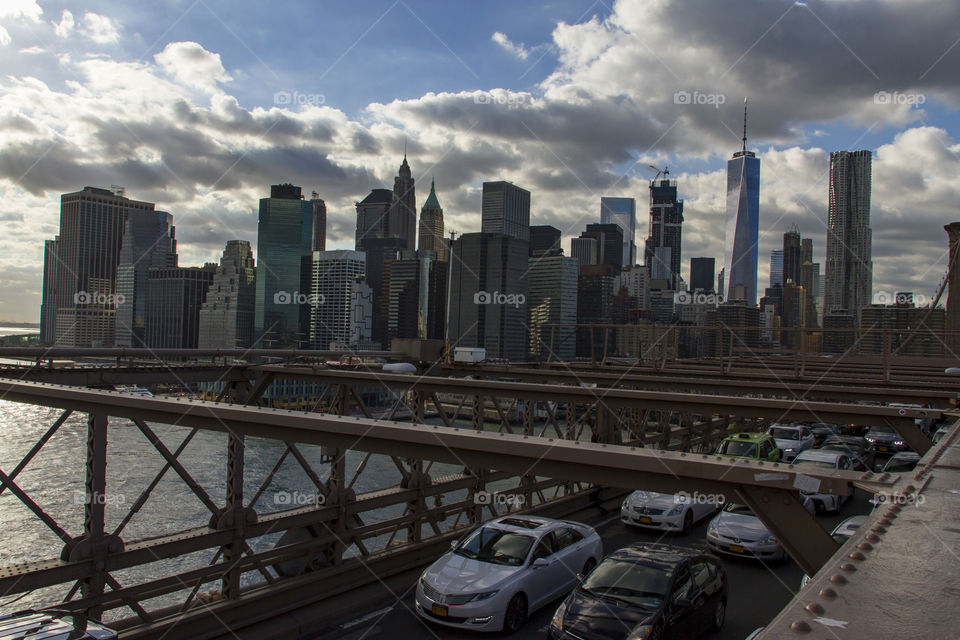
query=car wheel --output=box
[582,557,597,576]
[711,599,726,631]
[503,592,527,633]
[681,510,693,535]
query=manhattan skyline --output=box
[2,0,960,322]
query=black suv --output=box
[548,543,727,640]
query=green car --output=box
[715,432,781,462]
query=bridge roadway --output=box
[319,494,874,640]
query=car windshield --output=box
[718,440,758,457]
[796,459,836,470]
[723,503,754,515]
[581,559,670,606]
[884,460,917,472]
[769,428,799,440]
[454,527,534,566]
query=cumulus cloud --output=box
[492,31,530,60]
[80,12,119,44]
[52,9,74,38]
[0,0,42,22]
[154,42,232,95]
[0,26,10,47]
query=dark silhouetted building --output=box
[144,265,216,349]
[388,155,417,250]
[689,257,715,293]
[581,223,623,271]
[823,310,856,354]
[529,225,561,258]
[418,178,446,262]
[576,264,616,360]
[481,181,530,241]
[825,150,872,318]
[601,197,637,265]
[859,303,944,357]
[355,188,393,248]
[705,300,760,357]
[311,193,326,251]
[527,255,578,361]
[646,179,684,289]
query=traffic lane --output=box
[330,492,873,639]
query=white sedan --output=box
[766,424,816,462]
[792,449,855,513]
[620,490,721,534]
[416,515,603,633]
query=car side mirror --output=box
[533,558,550,568]
[450,540,458,550]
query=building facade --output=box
[144,265,216,349]
[388,156,417,251]
[600,196,637,266]
[645,180,684,289]
[769,250,784,288]
[417,178,446,262]
[355,189,393,249]
[309,250,367,350]
[198,240,257,349]
[529,225,561,258]
[527,255,578,361]
[689,257,715,293]
[481,181,530,242]
[825,150,872,318]
[724,146,761,305]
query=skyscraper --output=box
[577,264,617,359]
[578,223,624,271]
[769,250,783,288]
[115,210,177,347]
[529,225,561,258]
[51,186,156,347]
[527,255,578,361]
[570,237,599,267]
[388,155,417,250]
[825,150,872,317]
[645,179,684,289]
[311,193,327,252]
[481,181,530,241]
[600,197,637,266]
[253,184,314,348]
[689,257,715,293]
[449,233,529,361]
[309,250,368,350]
[198,240,257,349]
[39,238,58,344]
[144,265,216,349]
[355,189,393,249]
[417,178,447,262]
[724,101,761,305]
[783,226,801,285]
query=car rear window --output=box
[718,440,758,457]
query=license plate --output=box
[639,516,652,524]
[877,446,889,452]
[431,604,448,617]
[729,544,745,553]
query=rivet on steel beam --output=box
[866,533,880,543]
[879,517,892,526]
[888,504,902,514]
[904,485,916,493]
[804,603,825,615]
[829,574,848,585]
[849,551,866,561]
[872,525,887,534]
[841,563,857,572]
[790,620,812,633]
[857,542,873,551]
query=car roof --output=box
[769,424,804,431]
[488,515,565,532]
[795,449,845,463]
[725,432,772,442]
[823,435,866,446]
[608,543,707,570]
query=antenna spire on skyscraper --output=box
[742,97,748,154]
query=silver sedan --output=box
[415,515,603,633]
[706,503,788,562]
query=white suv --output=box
[766,424,815,462]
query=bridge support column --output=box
[81,413,108,620]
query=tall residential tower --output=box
[824,150,872,317]
[724,100,761,305]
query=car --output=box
[808,425,839,447]
[791,450,855,513]
[715,432,781,462]
[415,515,603,633]
[820,435,876,472]
[620,491,721,534]
[888,402,935,434]
[766,424,816,462]
[706,503,788,563]
[800,515,869,587]
[548,543,727,640]
[881,451,922,473]
[864,425,911,454]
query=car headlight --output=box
[470,590,499,602]
[668,504,685,516]
[894,440,904,446]
[551,601,566,629]
[865,436,876,442]
[760,533,777,545]
[627,624,655,639]
[707,520,719,535]
[784,447,796,453]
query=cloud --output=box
[492,31,530,60]
[80,12,119,44]
[154,42,232,95]
[0,0,42,22]
[0,26,10,47]
[52,9,74,38]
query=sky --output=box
[1,0,959,323]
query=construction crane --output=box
[648,165,670,184]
